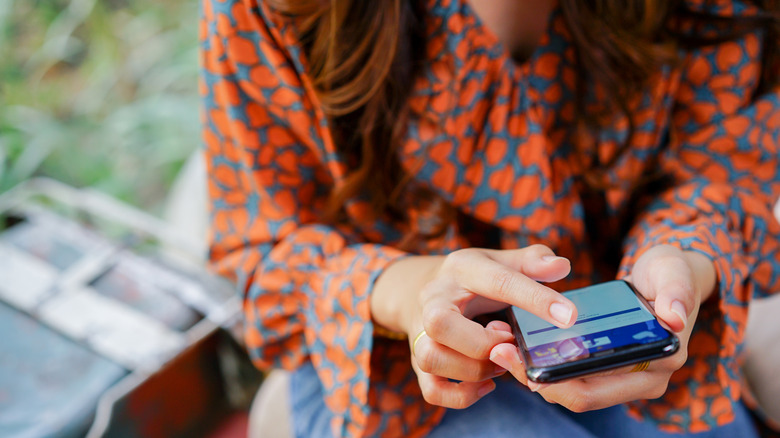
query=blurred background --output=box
[0,0,199,213]
[1,2,779,437]
[0,2,260,436]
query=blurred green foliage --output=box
[0,0,199,213]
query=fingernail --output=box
[529,381,548,392]
[486,320,502,331]
[542,255,565,263]
[487,326,513,337]
[671,300,687,330]
[478,381,496,397]
[490,350,512,371]
[550,302,573,326]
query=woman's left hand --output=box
[489,244,715,412]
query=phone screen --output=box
[511,280,674,368]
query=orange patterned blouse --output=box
[201,0,780,436]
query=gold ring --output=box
[630,361,650,373]
[412,330,427,357]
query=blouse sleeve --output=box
[618,24,780,433]
[200,1,415,436]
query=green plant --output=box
[0,0,200,213]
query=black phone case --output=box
[506,280,680,383]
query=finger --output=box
[489,342,529,386]
[641,255,695,333]
[486,320,512,333]
[489,343,553,392]
[412,358,496,409]
[413,333,506,382]
[421,302,515,359]
[489,341,663,397]
[444,250,577,328]
[631,246,697,333]
[536,370,666,413]
[483,245,572,283]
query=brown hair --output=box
[266,0,428,230]
[268,0,779,248]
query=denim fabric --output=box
[290,362,335,438]
[291,362,758,438]
[428,378,758,438]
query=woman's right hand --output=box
[371,245,576,409]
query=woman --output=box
[201,0,780,436]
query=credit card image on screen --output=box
[507,280,679,383]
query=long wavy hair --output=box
[267,0,779,251]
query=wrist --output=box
[371,255,444,335]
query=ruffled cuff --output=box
[306,242,407,437]
[618,215,751,432]
[243,222,410,436]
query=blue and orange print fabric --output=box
[200,0,780,436]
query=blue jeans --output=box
[290,362,758,438]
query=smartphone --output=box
[506,280,679,383]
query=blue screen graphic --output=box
[511,281,672,367]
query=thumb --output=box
[489,343,529,385]
[640,257,696,333]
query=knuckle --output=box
[669,350,688,370]
[422,306,449,338]
[417,378,441,406]
[471,341,494,361]
[527,284,551,312]
[539,392,558,405]
[416,348,437,374]
[451,391,474,410]
[649,254,687,277]
[421,388,439,406]
[482,360,499,378]
[471,362,494,382]
[567,393,594,413]
[661,349,688,370]
[526,244,551,258]
[442,249,479,286]
[450,394,467,410]
[419,281,437,299]
[648,382,669,399]
[443,249,472,271]
[490,269,518,301]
